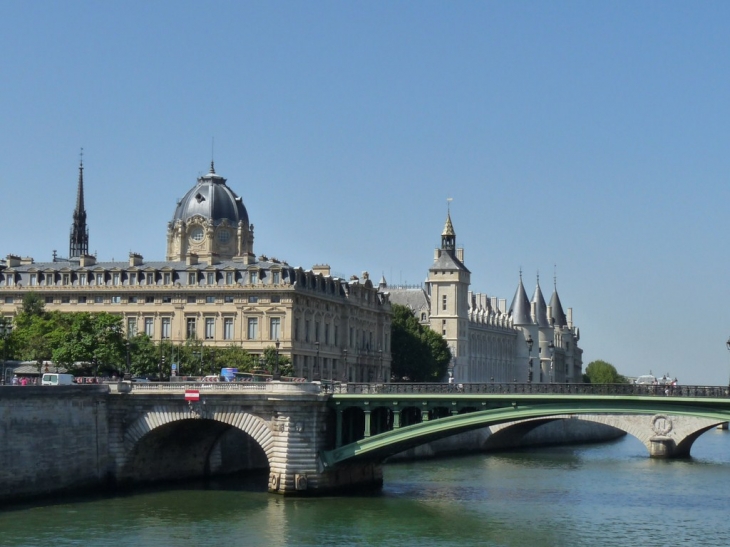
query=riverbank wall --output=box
[0,386,111,505]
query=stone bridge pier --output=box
[107,386,381,495]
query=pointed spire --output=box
[441,198,456,250]
[549,273,567,327]
[509,273,532,325]
[69,149,89,258]
[532,275,550,328]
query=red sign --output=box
[185,390,200,402]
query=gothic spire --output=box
[441,199,456,251]
[69,150,89,258]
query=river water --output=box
[2,430,730,547]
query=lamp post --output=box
[526,334,534,383]
[726,337,730,387]
[378,347,383,383]
[342,348,347,383]
[0,320,12,385]
[125,340,130,377]
[315,341,320,380]
[274,339,280,379]
[548,341,555,383]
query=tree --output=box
[20,291,45,317]
[584,360,628,384]
[391,304,451,382]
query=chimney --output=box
[129,253,143,267]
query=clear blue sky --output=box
[2,1,730,384]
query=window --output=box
[187,296,196,304]
[161,317,171,339]
[207,272,215,285]
[334,326,339,346]
[186,318,196,339]
[442,295,447,311]
[128,296,138,304]
[271,295,281,303]
[129,273,137,285]
[4,297,13,304]
[442,320,446,335]
[188,273,197,285]
[224,318,233,340]
[162,296,172,303]
[205,296,216,304]
[225,271,233,285]
[127,318,137,337]
[249,271,258,284]
[45,296,54,304]
[294,318,299,341]
[30,274,37,286]
[325,324,330,345]
[145,296,155,304]
[80,274,87,286]
[224,296,234,303]
[111,296,121,303]
[62,274,70,286]
[306,320,311,343]
[94,296,104,304]
[205,317,215,339]
[45,274,53,286]
[163,272,171,285]
[248,296,258,304]
[315,321,320,343]
[61,296,70,304]
[96,273,104,285]
[145,317,154,337]
[78,296,87,304]
[113,272,120,286]
[272,271,280,284]
[270,317,281,341]
[247,317,258,340]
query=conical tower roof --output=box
[509,274,532,326]
[532,278,550,328]
[550,284,568,327]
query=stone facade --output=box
[0,163,392,383]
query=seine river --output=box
[2,430,730,547]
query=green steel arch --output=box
[321,395,730,468]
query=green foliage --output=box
[584,360,628,384]
[20,292,45,317]
[391,304,451,382]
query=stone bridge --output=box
[2,381,730,502]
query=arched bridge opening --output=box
[118,410,272,488]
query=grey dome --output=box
[172,163,249,226]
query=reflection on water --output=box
[2,431,730,547]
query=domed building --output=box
[166,162,254,262]
[0,160,392,384]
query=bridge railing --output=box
[120,381,322,395]
[331,382,730,398]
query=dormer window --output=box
[250,271,258,284]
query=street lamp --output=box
[726,337,730,386]
[0,320,12,385]
[125,340,130,377]
[548,341,555,383]
[526,334,534,383]
[274,339,280,379]
[342,347,347,383]
[315,341,320,380]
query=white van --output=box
[41,373,75,386]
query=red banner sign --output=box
[185,390,200,402]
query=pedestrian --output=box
[11,375,19,386]
[20,377,28,386]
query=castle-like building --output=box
[0,160,392,382]
[386,213,582,384]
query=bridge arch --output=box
[119,405,274,483]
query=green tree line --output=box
[1,293,289,379]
